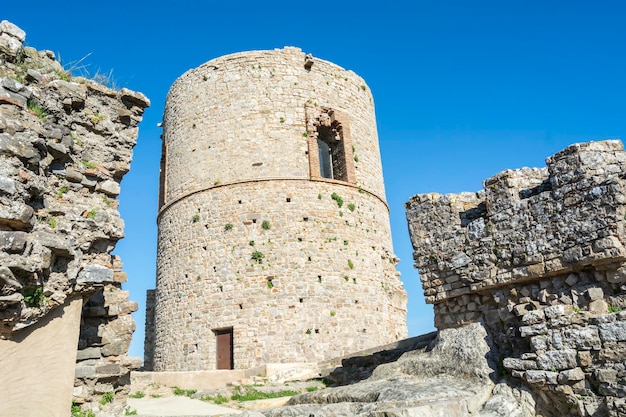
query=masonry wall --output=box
[406,141,626,417]
[0,21,148,416]
[152,47,407,371]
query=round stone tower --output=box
[153,47,407,371]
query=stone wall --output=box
[151,47,407,371]
[406,140,626,416]
[0,21,148,416]
[144,289,156,371]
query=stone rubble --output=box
[0,21,149,416]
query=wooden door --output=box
[215,329,233,370]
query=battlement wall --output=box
[406,140,626,305]
[406,140,626,416]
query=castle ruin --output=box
[406,140,626,416]
[147,47,407,371]
[0,21,149,416]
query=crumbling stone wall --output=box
[0,21,148,416]
[151,47,407,371]
[406,140,626,416]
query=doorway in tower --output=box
[213,328,234,370]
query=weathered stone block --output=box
[77,264,114,284]
[76,347,101,361]
[525,370,559,385]
[0,133,38,160]
[558,367,585,383]
[536,349,577,371]
[596,368,618,383]
[577,350,592,367]
[502,357,537,371]
[0,231,27,253]
[598,321,626,342]
[563,327,601,350]
[586,287,604,301]
[75,366,96,379]
[95,363,120,376]
[522,309,545,324]
[544,304,570,319]
[589,299,609,314]
[0,202,34,229]
[520,323,547,337]
[0,175,16,194]
[96,179,120,196]
[0,20,26,42]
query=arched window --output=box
[305,105,355,183]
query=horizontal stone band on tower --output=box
[406,140,626,305]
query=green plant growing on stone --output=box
[70,130,83,147]
[124,407,138,415]
[303,132,308,137]
[608,304,623,313]
[251,250,264,264]
[192,214,200,223]
[261,220,271,230]
[173,387,196,397]
[344,275,349,281]
[72,403,96,417]
[224,223,233,231]
[354,155,359,162]
[57,185,69,199]
[201,394,229,404]
[82,160,97,169]
[27,100,47,121]
[48,217,57,228]
[279,117,285,123]
[347,203,355,212]
[348,260,354,269]
[86,209,97,219]
[24,287,46,307]
[318,193,322,200]
[129,391,145,399]
[306,328,312,334]
[360,85,367,91]
[331,192,343,208]
[230,386,299,402]
[249,240,255,246]
[330,311,336,317]
[91,112,107,124]
[100,391,114,405]
[267,280,274,289]
[102,195,111,207]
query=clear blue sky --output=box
[5,1,625,358]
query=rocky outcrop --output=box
[0,21,148,416]
[406,141,626,416]
[229,323,535,417]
